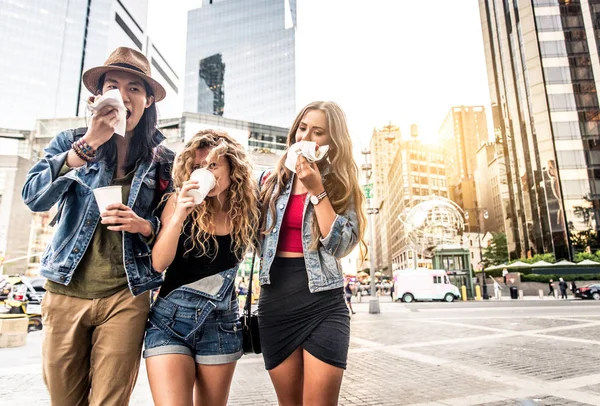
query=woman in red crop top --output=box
[258,101,367,406]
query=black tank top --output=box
[159,221,239,297]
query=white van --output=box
[393,268,461,303]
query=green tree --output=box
[482,232,509,268]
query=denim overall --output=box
[143,266,243,364]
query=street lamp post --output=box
[361,148,380,314]
[465,208,489,299]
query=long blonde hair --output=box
[259,101,367,258]
[172,129,259,261]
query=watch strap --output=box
[315,191,327,202]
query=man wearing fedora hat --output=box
[23,47,174,405]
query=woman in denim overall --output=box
[144,130,260,405]
[258,101,368,405]
[22,47,173,406]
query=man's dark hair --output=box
[94,73,158,173]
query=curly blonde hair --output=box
[171,129,259,261]
[259,101,367,259]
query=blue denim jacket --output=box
[260,173,360,293]
[22,128,174,296]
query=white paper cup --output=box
[93,186,123,214]
[188,169,216,204]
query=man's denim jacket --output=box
[22,128,174,296]
[259,172,360,293]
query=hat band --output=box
[108,62,145,74]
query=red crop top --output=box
[277,193,306,253]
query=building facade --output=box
[368,123,402,276]
[0,0,179,131]
[479,0,600,260]
[185,0,297,128]
[387,127,449,271]
[475,142,511,238]
[439,106,489,231]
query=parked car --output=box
[574,284,600,300]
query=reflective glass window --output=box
[548,93,577,111]
[536,15,563,32]
[562,179,590,198]
[556,150,586,168]
[552,121,581,139]
[544,67,572,84]
[540,41,568,57]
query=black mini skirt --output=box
[258,257,350,370]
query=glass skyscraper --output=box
[479,0,600,260]
[185,0,297,128]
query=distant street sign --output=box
[367,208,379,215]
[363,183,373,199]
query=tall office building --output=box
[439,106,489,231]
[475,143,510,236]
[387,127,449,270]
[0,0,179,131]
[479,0,600,260]
[185,0,297,128]
[368,123,402,275]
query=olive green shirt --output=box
[45,164,135,299]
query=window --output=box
[536,15,562,32]
[548,93,577,111]
[557,150,586,168]
[552,121,580,139]
[544,67,571,84]
[562,179,590,198]
[540,41,568,57]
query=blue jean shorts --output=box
[143,288,243,365]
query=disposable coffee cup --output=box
[93,186,123,214]
[188,168,216,204]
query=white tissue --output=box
[87,89,127,137]
[284,141,330,173]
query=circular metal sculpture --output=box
[398,197,465,257]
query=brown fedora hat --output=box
[82,47,166,102]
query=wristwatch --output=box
[310,191,328,205]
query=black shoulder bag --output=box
[241,253,261,354]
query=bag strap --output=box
[243,169,270,316]
[244,253,256,316]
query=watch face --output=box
[310,195,319,205]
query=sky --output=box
[147,0,492,149]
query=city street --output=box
[1,297,600,405]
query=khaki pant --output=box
[42,288,150,406]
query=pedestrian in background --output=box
[493,278,502,300]
[559,277,568,299]
[144,130,260,405]
[22,47,174,405]
[344,277,356,315]
[548,279,555,297]
[571,280,577,295]
[257,101,367,405]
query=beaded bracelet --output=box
[71,138,96,162]
[75,138,96,157]
[72,143,92,162]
